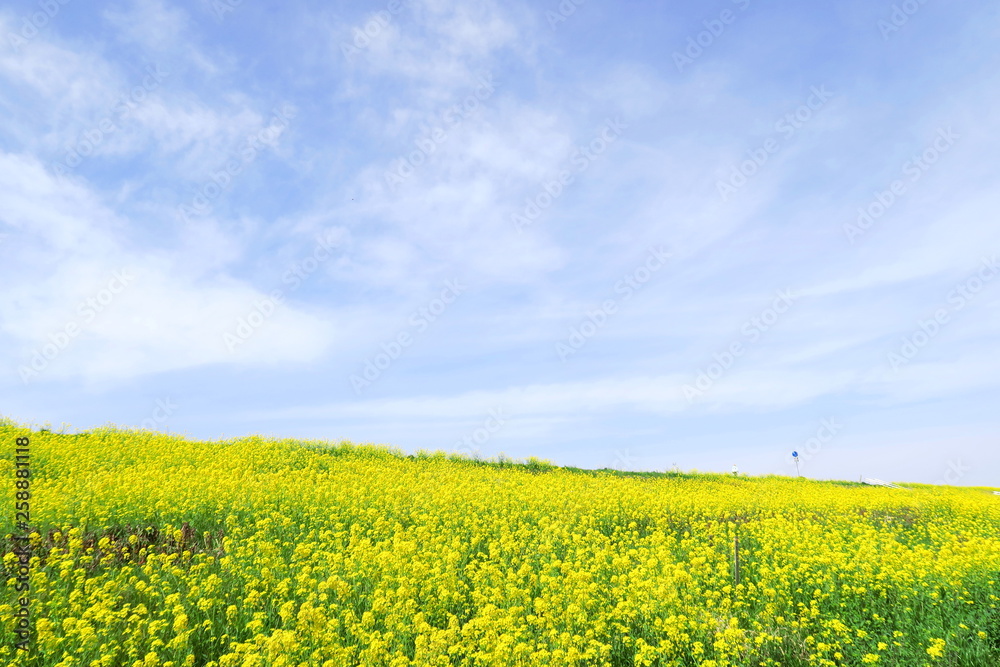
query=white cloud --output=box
[343,0,520,90]
[249,365,859,425]
[104,0,190,52]
[0,151,336,384]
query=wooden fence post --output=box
[733,534,741,587]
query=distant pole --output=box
[792,451,800,477]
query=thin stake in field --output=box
[733,534,741,587]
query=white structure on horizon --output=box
[862,477,909,490]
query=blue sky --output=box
[2,0,999,485]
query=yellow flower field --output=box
[2,422,999,666]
